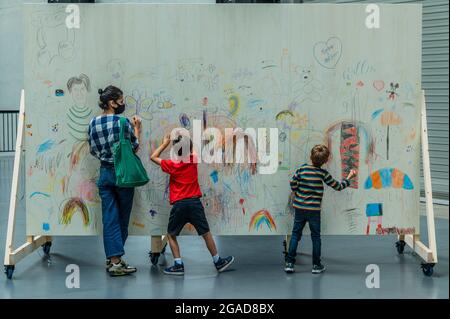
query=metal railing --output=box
[0,110,19,152]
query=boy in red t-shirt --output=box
[151,134,235,275]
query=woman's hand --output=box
[132,115,142,129]
[131,116,142,153]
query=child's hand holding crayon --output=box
[162,133,171,146]
[347,169,357,180]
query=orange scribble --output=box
[380,111,401,126]
[371,171,382,189]
[391,168,404,189]
[132,221,145,228]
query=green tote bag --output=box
[113,117,149,187]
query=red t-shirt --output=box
[161,154,202,204]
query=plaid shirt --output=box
[88,114,139,163]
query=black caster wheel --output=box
[4,265,15,280]
[421,263,435,277]
[42,241,52,255]
[395,240,406,254]
[149,252,160,265]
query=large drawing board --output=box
[24,4,422,236]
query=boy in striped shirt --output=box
[285,144,356,274]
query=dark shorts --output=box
[168,197,210,236]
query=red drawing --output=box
[340,122,360,188]
[239,198,246,215]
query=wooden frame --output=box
[3,90,53,279]
[4,89,439,278]
[400,90,438,265]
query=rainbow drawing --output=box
[60,197,90,226]
[364,168,414,190]
[249,209,277,232]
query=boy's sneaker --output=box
[312,264,326,274]
[164,263,185,276]
[215,256,235,273]
[284,262,295,274]
[106,259,137,274]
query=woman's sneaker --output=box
[106,259,137,274]
[215,256,235,273]
[312,264,326,274]
[164,263,185,276]
[284,262,295,273]
[108,262,129,277]
[120,259,137,274]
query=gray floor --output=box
[0,155,448,299]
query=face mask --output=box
[114,102,125,115]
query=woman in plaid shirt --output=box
[88,85,142,277]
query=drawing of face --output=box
[70,83,88,107]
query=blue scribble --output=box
[403,175,414,190]
[366,203,383,217]
[210,170,219,184]
[42,223,50,231]
[247,99,265,108]
[223,182,233,192]
[37,139,55,154]
[30,192,50,199]
[364,177,373,189]
[380,168,393,188]
[149,209,157,217]
[163,176,170,200]
[371,108,384,120]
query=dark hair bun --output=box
[98,88,104,95]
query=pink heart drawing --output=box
[373,80,385,91]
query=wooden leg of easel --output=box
[402,90,438,266]
[3,90,54,279]
[4,90,26,268]
[404,234,434,262]
[419,90,437,264]
[150,235,168,266]
[151,235,168,253]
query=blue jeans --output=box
[286,208,321,266]
[97,165,135,259]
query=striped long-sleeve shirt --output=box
[290,164,350,211]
